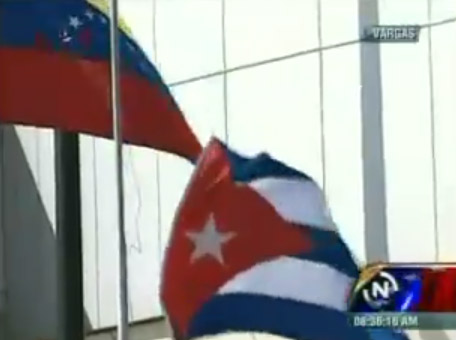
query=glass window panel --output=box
[224,0,319,68]
[381,27,436,262]
[155,0,223,83]
[226,55,323,184]
[322,45,365,263]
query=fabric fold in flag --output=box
[0,0,201,161]
[161,137,377,340]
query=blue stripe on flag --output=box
[219,142,312,183]
[292,227,360,278]
[188,293,370,340]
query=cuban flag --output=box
[161,138,409,340]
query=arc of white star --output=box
[186,215,236,264]
[69,16,82,29]
[60,29,72,43]
[85,10,95,20]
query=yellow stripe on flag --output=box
[86,0,133,36]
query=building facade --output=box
[0,0,455,339]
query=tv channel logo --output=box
[349,264,403,312]
[362,270,400,310]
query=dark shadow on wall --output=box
[0,126,93,340]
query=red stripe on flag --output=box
[0,47,201,160]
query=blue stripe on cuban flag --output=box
[188,255,368,340]
[292,227,360,279]
[189,142,408,340]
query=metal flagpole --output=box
[108,0,129,339]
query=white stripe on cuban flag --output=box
[248,177,336,230]
[217,256,353,311]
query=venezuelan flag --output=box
[0,0,201,161]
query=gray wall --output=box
[0,126,58,340]
[0,0,456,339]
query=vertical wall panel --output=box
[319,0,365,262]
[224,0,319,68]
[2,126,58,340]
[90,139,117,327]
[358,0,391,263]
[430,21,456,261]
[226,55,323,183]
[87,139,161,327]
[320,0,359,45]
[80,135,100,328]
[378,0,429,25]
[123,147,162,321]
[15,127,39,186]
[322,45,365,262]
[13,127,56,230]
[119,0,163,322]
[155,0,223,83]
[430,0,456,21]
[379,0,436,262]
[36,129,57,229]
[171,76,226,147]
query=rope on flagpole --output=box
[108,0,129,339]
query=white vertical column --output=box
[319,0,365,262]
[358,0,389,262]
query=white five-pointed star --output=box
[85,10,95,20]
[69,16,82,29]
[186,215,236,264]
